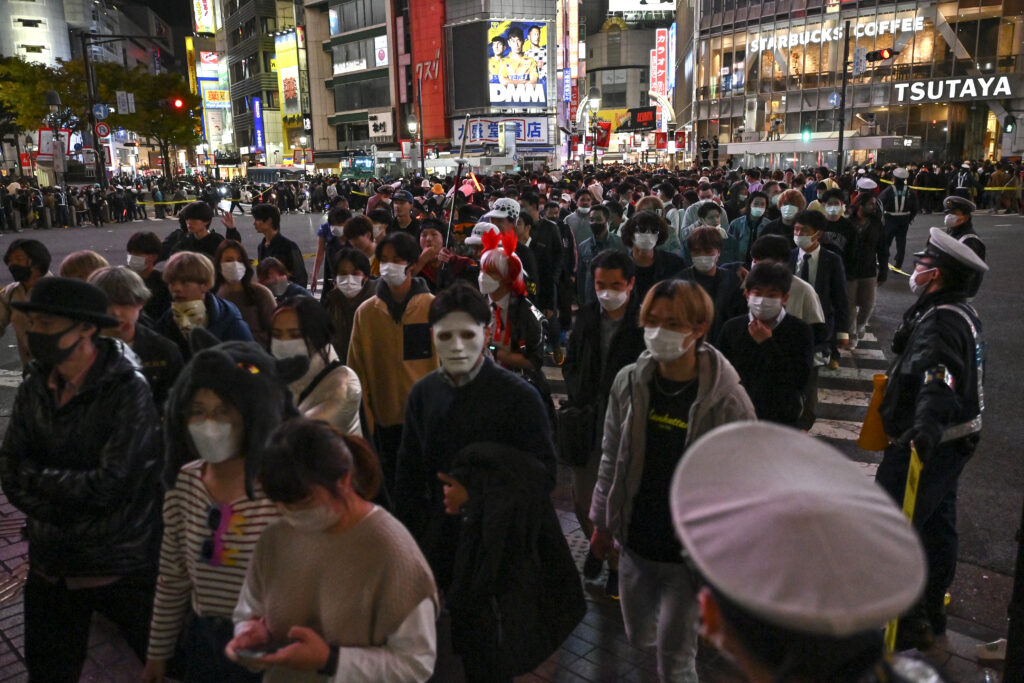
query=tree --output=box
[104,69,201,178]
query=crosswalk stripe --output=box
[820,366,883,381]
[818,389,871,407]
[860,332,878,343]
[854,461,880,478]
[810,419,864,441]
[851,348,886,361]
[0,369,22,389]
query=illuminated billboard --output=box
[192,0,215,34]
[487,21,547,107]
[275,32,302,116]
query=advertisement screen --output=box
[275,33,301,116]
[487,21,547,107]
[252,96,265,153]
[192,0,215,33]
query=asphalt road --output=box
[0,209,1019,577]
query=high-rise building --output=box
[685,0,1024,166]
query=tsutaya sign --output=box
[747,16,924,53]
[893,75,1015,103]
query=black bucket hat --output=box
[12,277,119,328]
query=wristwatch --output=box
[318,645,340,677]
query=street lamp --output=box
[407,111,425,177]
[588,87,601,169]
[44,89,66,187]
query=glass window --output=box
[265,91,279,108]
[329,8,340,35]
[333,75,391,111]
[333,0,386,33]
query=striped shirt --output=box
[146,460,280,661]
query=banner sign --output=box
[654,28,668,128]
[409,0,446,140]
[453,117,549,145]
[667,23,676,93]
[488,21,548,107]
[192,0,215,34]
[632,106,657,132]
[595,121,611,148]
[203,89,231,109]
[655,132,668,150]
[275,32,302,116]
[251,96,265,153]
[892,75,1017,103]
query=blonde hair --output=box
[639,279,715,343]
[59,250,109,281]
[163,251,216,287]
[635,195,665,214]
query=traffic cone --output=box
[858,374,889,451]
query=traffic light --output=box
[158,97,187,110]
[801,128,812,143]
[1005,115,1016,134]
[866,48,899,62]
[172,97,184,109]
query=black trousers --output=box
[885,218,912,270]
[876,438,975,631]
[181,613,261,683]
[24,569,156,682]
[229,201,244,214]
[375,424,404,499]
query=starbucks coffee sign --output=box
[893,75,1017,103]
[747,16,923,54]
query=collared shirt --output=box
[749,307,787,330]
[47,348,98,409]
[437,357,486,388]
[489,294,512,349]
[797,246,821,287]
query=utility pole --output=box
[81,32,107,188]
[416,74,426,178]
[836,20,851,173]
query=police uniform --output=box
[876,227,988,646]
[942,195,985,297]
[880,167,919,270]
[670,423,940,681]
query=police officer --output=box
[941,195,985,298]
[880,167,919,270]
[876,227,988,650]
[670,423,937,681]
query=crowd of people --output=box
[0,156,994,682]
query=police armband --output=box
[923,365,955,390]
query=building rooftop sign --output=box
[747,16,923,54]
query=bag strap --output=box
[298,360,343,405]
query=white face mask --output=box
[643,326,695,363]
[780,205,799,220]
[126,254,148,273]
[379,262,408,288]
[336,275,364,298]
[633,233,658,251]
[943,213,963,230]
[220,261,246,283]
[794,234,815,251]
[432,312,486,376]
[909,267,936,295]
[270,337,308,359]
[771,194,781,206]
[692,254,717,274]
[577,206,590,215]
[749,206,765,218]
[825,205,843,217]
[702,215,720,227]
[748,296,783,321]
[372,224,387,239]
[596,288,629,312]
[188,419,240,464]
[478,272,501,295]
[330,225,345,238]
[280,503,342,532]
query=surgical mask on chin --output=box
[749,206,765,219]
[577,206,590,215]
[748,296,783,322]
[379,262,408,288]
[596,288,629,312]
[432,312,485,376]
[944,214,963,230]
[794,234,815,251]
[643,326,695,363]
[692,255,717,273]
[478,272,501,295]
[336,275,364,298]
[270,337,308,359]
[825,206,843,217]
[281,503,342,532]
[633,232,658,251]
[780,205,799,221]
[188,419,240,464]
[909,268,935,295]
[220,261,246,283]
[126,254,148,272]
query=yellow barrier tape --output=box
[877,177,1021,191]
[888,263,911,277]
[884,445,924,652]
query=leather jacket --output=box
[0,338,163,578]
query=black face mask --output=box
[27,323,81,367]
[8,264,32,283]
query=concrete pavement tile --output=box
[939,654,1000,682]
[546,665,592,683]
[564,651,633,682]
[531,653,579,681]
[0,545,25,563]
[583,641,649,667]
[513,675,549,683]
[0,670,26,683]
[560,634,595,658]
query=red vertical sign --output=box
[409,0,447,141]
[655,28,668,128]
[675,130,686,147]
[655,132,668,150]
[596,121,611,148]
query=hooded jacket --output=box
[0,337,163,577]
[589,345,756,542]
[155,291,254,360]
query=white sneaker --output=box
[976,639,1006,661]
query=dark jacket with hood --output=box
[0,337,163,578]
[445,443,586,680]
[155,291,254,360]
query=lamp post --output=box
[407,112,425,177]
[44,89,65,188]
[588,86,601,169]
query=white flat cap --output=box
[893,167,909,179]
[670,422,926,637]
[464,221,499,246]
[915,227,989,273]
[856,177,878,190]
